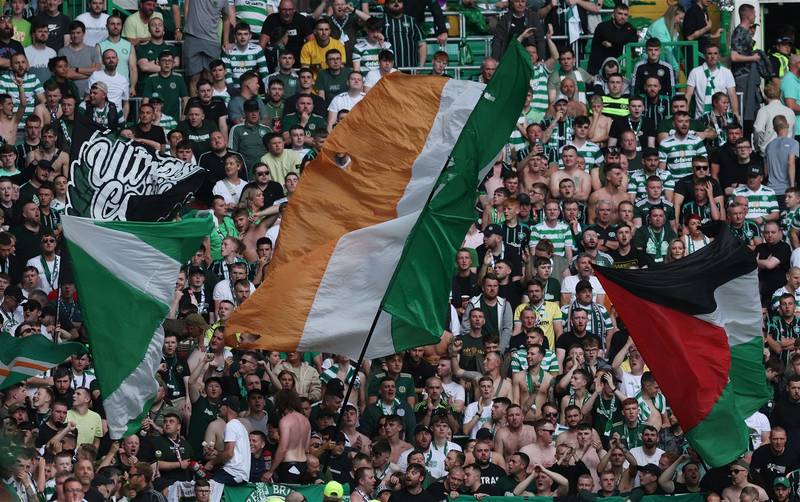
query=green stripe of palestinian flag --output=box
[0,333,83,390]
[381,41,533,351]
[62,215,212,438]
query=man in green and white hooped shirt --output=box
[0,53,43,132]
[563,115,602,171]
[233,0,269,36]
[223,22,270,91]
[530,200,575,261]
[732,164,780,225]
[635,371,667,426]
[658,111,707,179]
[523,37,558,125]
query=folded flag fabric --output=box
[62,214,212,438]
[0,333,83,390]
[225,41,533,359]
[595,227,771,466]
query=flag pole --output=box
[322,303,383,473]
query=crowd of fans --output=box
[0,0,800,500]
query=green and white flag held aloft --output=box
[62,214,212,438]
[0,333,83,390]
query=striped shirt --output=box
[223,42,270,88]
[530,221,574,256]
[643,95,670,127]
[529,63,550,124]
[782,206,800,237]
[234,0,269,34]
[627,169,675,201]
[771,286,800,313]
[383,15,423,68]
[510,108,537,151]
[156,113,177,131]
[765,315,800,365]
[352,39,390,72]
[681,200,718,225]
[563,140,602,171]
[636,390,666,422]
[731,184,779,221]
[320,363,360,389]
[510,348,559,373]
[0,72,43,128]
[541,117,574,162]
[658,131,707,179]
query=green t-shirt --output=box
[147,435,195,481]
[315,69,349,103]
[187,396,219,454]
[366,372,416,402]
[142,72,188,119]
[282,112,327,137]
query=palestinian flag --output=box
[61,214,212,438]
[224,41,533,359]
[0,333,83,390]
[595,227,771,466]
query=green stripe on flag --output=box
[95,216,214,264]
[0,333,83,390]
[381,40,533,351]
[686,337,771,466]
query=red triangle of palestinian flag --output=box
[595,226,772,467]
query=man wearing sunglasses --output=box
[672,156,725,228]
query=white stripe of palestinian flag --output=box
[61,215,207,439]
[694,270,761,346]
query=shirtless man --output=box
[34,83,62,127]
[588,165,628,223]
[722,459,768,502]
[556,406,601,447]
[512,344,552,420]
[0,78,26,145]
[483,351,512,399]
[231,208,278,262]
[263,389,311,484]
[205,395,252,486]
[26,126,69,176]
[572,423,605,486]
[494,404,536,461]
[382,415,411,463]
[520,419,557,467]
[550,146,591,201]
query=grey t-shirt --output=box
[765,136,800,195]
[58,44,100,96]
[184,0,228,42]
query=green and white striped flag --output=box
[0,333,83,390]
[62,214,212,438]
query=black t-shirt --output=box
[475,461,506,485]
[451,272,479,307]
[556,331,597,352]
[133,125,167,148]
[404,356,436,391]
[10,224,41,265]
[499,279,525,310]
[608,247,650,269]
[261,13,313,61]
[35,422,61,448]
[389,488,438,502]
[187,96,228,123]
[712,146,763,190]
[476,243,523,278]
[551,461,591,494]
[756,241,792,303]
[751,444,800,497]
[283,92,328,118]
[682,4,710,53]
[610,117,646,145]
[31,12,71,51]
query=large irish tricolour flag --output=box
[595,227,771,466]
[225,42,533,359]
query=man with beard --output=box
[658,454,703,493]
[391,463,437,502]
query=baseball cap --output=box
[575,279,593,292]
[31,159,54,171]
[732,458,750,470]
[323,480,344,498]
[187,266,206,276]
[554,94,569,104]
[475,428,494,440]
[638,463,662,476]
[414,424,432,435]
[777,36,794,45]
[774,477,791,488]
[747,165,763,178]
[517,193,532,205]
[91,81,108,94]
[220,396,241,412]
[483,223,503,238]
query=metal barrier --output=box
[622,40,700,90]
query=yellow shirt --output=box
[122,11,164,41]
[260,150,301,189]
[66,409,103,447]
[513,300,564,349]
[300,38,347,72]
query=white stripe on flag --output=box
[694,269,761,346]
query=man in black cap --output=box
[228,99,271,174]
[732,164,780,225]
[205,396,252,492]
[1,283,24,333]
[18,159,53,204]
[85,474,116,502]
[771,36,794,79]
[310,378,344,426]
[475,223,522,279]
[629,463,665,500]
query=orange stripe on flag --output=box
[225,73,448,350]
[0,368,9,377]
[14,360,50,372]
